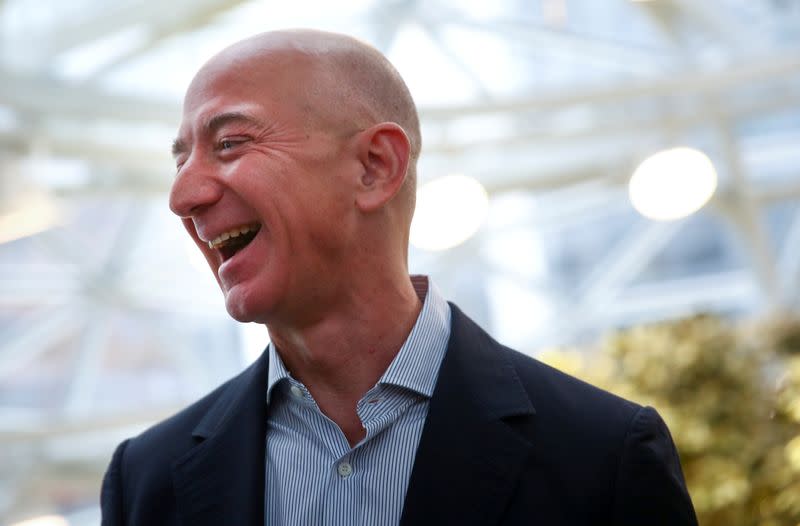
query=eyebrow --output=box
[171,111,266,158]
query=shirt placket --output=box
[287,379,365,526]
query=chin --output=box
[223,292,254,322]
[225,301,268,324]
[223,290,274,324]
[225,307,256,323]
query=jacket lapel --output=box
[401,305,537,526]
[172,351,270,526]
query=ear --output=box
[354,122,411,213]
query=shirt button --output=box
[290,386,303,398]
[337,462,353,478]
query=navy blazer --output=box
[101,304,698,525]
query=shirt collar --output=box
[377,276,450,397]
[266,341,292,405]
[266,275,451,404]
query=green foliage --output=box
[539,314,800,526]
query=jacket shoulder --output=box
[505,345,641,432]
[124,378,229,463]
[110,357,264,498]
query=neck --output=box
[267,274,423,445]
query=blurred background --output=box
[1,0,799,524]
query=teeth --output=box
[207,224,260,249]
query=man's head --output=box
[169,29,421,325]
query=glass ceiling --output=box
[1,0,800,523]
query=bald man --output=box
[101,30,698,526]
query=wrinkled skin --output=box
[170,49,364,326]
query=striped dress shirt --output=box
[264,276,451,525]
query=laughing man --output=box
[101,29,698,526]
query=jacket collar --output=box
[400,303,537,526]
[172,349,270,526]
[168,303,536,526]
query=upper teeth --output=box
[208,224,260,249]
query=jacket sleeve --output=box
[612,406,698,526]
[101,439,130,526]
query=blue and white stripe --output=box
[264,276,451,525]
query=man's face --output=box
[169,55,359,324]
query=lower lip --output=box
[217,229,263,283]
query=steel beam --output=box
[84,0,250,80]
[29,0,245,60]
[0,306,80,379]
[716,121,782,309]
[1,50,797,127]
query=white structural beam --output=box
[2,89,797,197]
[365,0,413,54]
[715,121,782,309]
[421,50,800,120]
[0,69,179,123]
[577,220,685,309]
[419,20,493,101]
[0,306,80,378]
[0,407,182,443]
[598,270,761,324]
[2,51,798,127]
[670,0,764,53]
[542,220,684,341]
[0,142,795,205]
[62,311,111,418]
[32,0,245,59]
[432,12,676,73]
[85,0,250,80]
[424,89,800,156]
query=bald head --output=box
[194,29,421,208]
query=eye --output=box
[218,136,248,151]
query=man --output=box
[101,29,698,525]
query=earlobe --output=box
[355,123,410,213]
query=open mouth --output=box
[207,223,261,262]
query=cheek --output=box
[306,204,355,257]
[231,158,292,204]
[235,155,354,244]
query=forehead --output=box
[177,48,347,144]
[178,66,299,139]
[186,47,314,105]
[184,67,267,117]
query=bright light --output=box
[0,191,61,244]
[629,147,718,221]
[10,515,69,526]
[410,174,489,251]
[184,238,210,273]
[239,322,270,365]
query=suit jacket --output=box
[101,304,698,525]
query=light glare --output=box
[629,147,718,221]
[10,516,69,526]
[184,238,210,273]
[410,174,489,251]
[0,192,61,244]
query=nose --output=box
[169,152,223,217]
